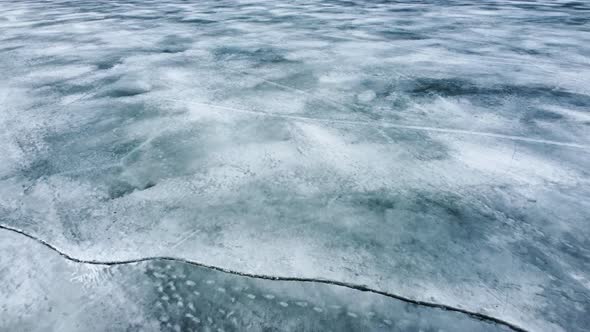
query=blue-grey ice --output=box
[1,1,589,331]
[0,230,512,331]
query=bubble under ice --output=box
[1,1,589,331]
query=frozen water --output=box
[1,231,511,331]
[1,0,589,331]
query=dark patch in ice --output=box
[178,18,217,25]
[20,159,56,181]
[378,29,426,41]
[100,81,151,98]
[520,109,564,124]
[13,103,162,179]
[213,46,296,66]
[107,180,138,200]
[408,78,590,107]
[268,70,319,91]
[357,195,396,213]
[156,35,193,54]
[108,180,156,200]
[51,77,116,97]
[406,192,465,221]
[409,78,480,97]
[94,56,124,70]
[560,1,590,10]
[0,45,23,52]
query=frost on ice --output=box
[1,1,589,331]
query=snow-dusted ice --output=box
[1,230,511,331]
[1,1,589,331]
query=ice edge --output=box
[0,223,528,332]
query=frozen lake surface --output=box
[1,1,589,331]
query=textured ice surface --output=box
[1,231,511,331]
[1,0,589,331]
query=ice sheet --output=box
[1,1,589,331]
